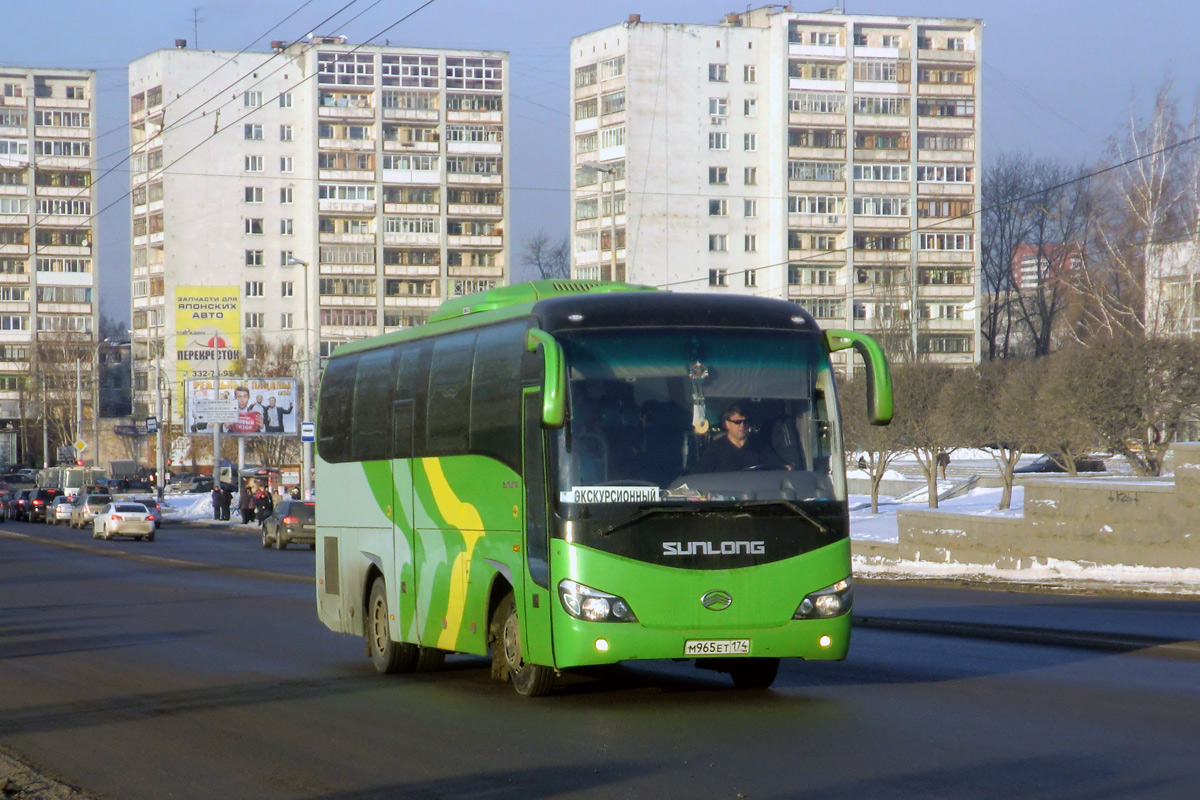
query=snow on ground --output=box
[849,484,1200,594]
[160,492,259,528]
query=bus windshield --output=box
[553,328,844,514]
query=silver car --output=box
[47,496,76,525]
[93,502,155,541]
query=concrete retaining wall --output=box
[893,443,1199,570]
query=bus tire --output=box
[490,593,554,698]
[727,658,780,690]
[367,577,418,674]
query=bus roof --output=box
[329,281,819,360]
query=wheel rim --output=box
[370,594,388,656]
[502,612,524,676]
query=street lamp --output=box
[580,161,618,281]
[287,256,314,500]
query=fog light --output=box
[595,638,609,652]
[819,635,832,648]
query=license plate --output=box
[685,639,750,656]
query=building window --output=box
[789,195,842,214]
[245,218,264,235]
[279,92,293,108]
[853,164,909,181]
[744,133,757,152]
[744,167,757,185]
[244,186,263,203]
[575,64,597,88]
[280,219,293,235]
[708,234,728,252]
[917,165,974,183]
[245,249,264,266]
[244,124,263,140]
[708,166,728,185]
[743,65,757,83]
[744,234,758,253]
[599,55,625,80]
[281,313,294,329]
[280,125,293,142]
[280,157,294,173]
[708,268,728,286]
[708,63,728,82]
[709,199,727,217]
[853,196,910,216]
[282,281,294,297]
[244,155,263,172]
[244,91,262,107]
[744,98,757,117]
[709,97,728,117]
[245,281,264,298]
[575,97,598,120]
[744,269,757,287]
[245,312,264,329]
[600,90,625,115]
[280,187,293,204]
[744,199,757,218]
[708,132,728,150]
[788,91,846,114]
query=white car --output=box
[93,502,155,541]
[47,496,76,525]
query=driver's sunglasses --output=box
[724,417,748,426]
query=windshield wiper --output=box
[593,505,685,537]
[735,498,833,536]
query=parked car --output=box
[1014,453,1107,474]
[70,493,113,529]
[8,489,33,521]
[92,502,155,541]
[262,500,316,550]
[0,490,11,521]
[47,496,76,525]
[28,489,64,523]
[127,495,163,528]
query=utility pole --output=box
[288,257,314,500]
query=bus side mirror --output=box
[825,329,893,426]
[525,329,566,428]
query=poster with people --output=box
[185,378,299,437]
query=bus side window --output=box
[318,355,359,463]
[352,347,397,461]
[470,321,527,470]
[426,331,477,455]
[393,345,427,459]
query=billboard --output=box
[175,286,241,384]
[185,378,299,437]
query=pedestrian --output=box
[210,485,222,521]
[254,487,274,527]
[290,486,300,500]
[238,482,253,525]
[219,485,233,521]
[857,455,867,471]
[937,451,951,480]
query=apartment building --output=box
[0,67,99,463]
[128,39,509,425]
[570,8,982,365]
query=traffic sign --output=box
[74,439,87,453]
[301,421,315,443]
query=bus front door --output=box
[520,390,554,666]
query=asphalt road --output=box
[2,519,1199,799]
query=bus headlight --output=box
[793,578,853,620]
[559,579,638,623]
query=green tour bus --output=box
[315,280,892,695]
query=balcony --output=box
[34,97,89,110]
[318,137,376,151]
[916,116,975,131]
[916,82,976,98]
[318,105,375,120]
[917,149,974,163]
[382,139,439,153]
[788,212,845,229]
[381,168,440,186]
[916,250,974,265]
[852,148,909,162]
[383,231,440,247]
[854,216,911,231]
[917,182,974,198]
[446,172,502,186]
[789,78,846,93]
[383,202,439,215]
[317,199,376,214]
[788,145,846,161]
[446,140,502,156]
[382,107,439,123]
[447,234,502,248]
[319,232,376,245]
[446,109,501,125]
[447,203,503,217]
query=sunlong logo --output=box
[663,540,766,556]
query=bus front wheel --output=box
[727,657,780,690]
[490,593,554,698]
[367,577,419,674]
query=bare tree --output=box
[840,372,904,513]
[892,363,956,508]
[520,230,571,281]
[981,152,1037,360]
[1077,80,1199,340]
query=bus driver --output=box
[695,402,788,473]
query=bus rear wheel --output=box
[490,593,554,697]
[727,657,780,690]
[367,577,419,674]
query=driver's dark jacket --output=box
[695,435,784,472]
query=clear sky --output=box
[5,0,1199,324]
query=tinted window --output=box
[426,331,476,454]
[352,347,397,461]
[392,344,429,459]
[115,504,147,513]
[470,321,527,469]
[317,354,359,463]
[288,502,316,521]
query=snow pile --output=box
[849,485,1024,544]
